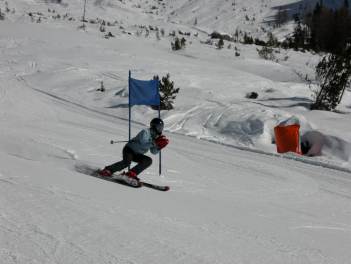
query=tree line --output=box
[287,0,351,54]
[285,1,351,111]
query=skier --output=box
[98,118,169,186]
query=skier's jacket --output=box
[126,128,159,155]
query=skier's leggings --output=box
[105,146,152,175]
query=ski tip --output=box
[140,182,170,191]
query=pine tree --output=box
[217,38,224,49]
[292,22,307,50]
[171,37,182,50]
[153,74,180,110]
[243,33,253,44]
[180,37,186,48]
[0,8,5,20]
[267,32,278,47]
[312,45,351,111]
[234,29,239,42]
[275,7,289,27]
[304,1,351,53]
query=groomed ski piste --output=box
[1,0,351,263]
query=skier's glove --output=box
[155,135,169,150]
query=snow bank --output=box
[302,131,351,162]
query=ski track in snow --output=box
[0,172,135,264]
[18,70,351,175]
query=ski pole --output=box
[110,140,129,144]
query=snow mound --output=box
[302,131,351,162]
[165,102,293,151]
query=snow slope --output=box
[1,0,351,263]
[3,7,349,167]
[1,53,351,263]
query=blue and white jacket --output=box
[126,128,159,155]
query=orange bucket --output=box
[274,124,301,154]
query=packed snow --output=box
[1,0,351,263]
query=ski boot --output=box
[118,170,141,187]
[98,168,112,177]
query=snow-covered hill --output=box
[6,0,350,39]
[1,0,351,263]
[3,0,351,166]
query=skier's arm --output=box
[135,129,160,154]
[150,142,160,154]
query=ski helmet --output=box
[150,118,164,135]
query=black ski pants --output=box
[105,146,152,175]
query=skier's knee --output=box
[143,156,152,168]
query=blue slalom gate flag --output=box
[128,71,162,176]
[129,77,160,106]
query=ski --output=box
[75,164,169,191]
[109,175,170,191]
[112,174,170,191]
[140,182,170,191]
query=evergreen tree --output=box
[312,45,351,110]
[333,0,351,53]
[234,29,239,42]
[171,37,185,50]
[275,7,289,27]
[0,8,5,20]
[243,33,253,44]
[217,38,224,49]
[257,46,275,61]
[303,1,351,53]
[267,32,278,47]
[153,74,180,110]
[292,21,308,50]
[180,37,186,48]
[171,38,180,50]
